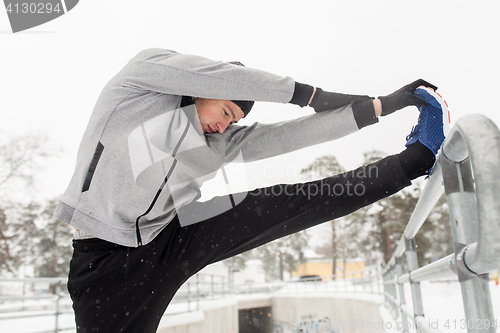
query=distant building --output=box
[291,249,366,280]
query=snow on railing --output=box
[0,277,72,333]
[382,114,500,333]
[0,274,230,333]
[235,267,382,296]
[0,267,385,333]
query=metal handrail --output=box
[1,268,383,333]
[385,160,445,270]
[442,115,500,275]
[382,114,500,333]
[0,274,227,332]
[0,278,72,333]
[3,116,498,333]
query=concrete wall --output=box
[156,294,383,333]
[157,299,238,333]
[272,294,385,333]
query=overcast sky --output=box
[1,0,499,202]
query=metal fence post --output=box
[395,257,410,333]
[187,281,191,312]
[377,265,381,295]
[211,274,214,300]
[344,272,347,293]
[369,268,373,294]
[382,271,387,308]
[390,267,398,318]
[196,274,200,311]
[441,156,496,333]
[223,276,227,297]
[405,237,425,332]
[22,280,26,312]
[54,281,61,333]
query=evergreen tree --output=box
[347,150,452,266]
[256,231,309,281]
[300,155,344,275]
[34,199,74,277]
[223,250,253,284]
[301,150,453,270]
[0,207,15,273]
[0,203,41,275]
[425,193,452,262]
[0,133,60,276]
[0,199,74,277]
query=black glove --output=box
[310,88,374,113]
[378,79,438,116]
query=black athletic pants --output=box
[68,154,411,333]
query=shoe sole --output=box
[416,86,451,138]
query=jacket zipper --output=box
[134,121,190,246]
[134,159,178,246]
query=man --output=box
[55,48,449,332]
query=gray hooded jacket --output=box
[54,48,377,247]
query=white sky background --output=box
[1,0,499,203]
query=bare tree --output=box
[0,133,57,198]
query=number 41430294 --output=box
[5,2,62,14]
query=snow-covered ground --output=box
[377,279,500,333]
[404,280,500,333]
[0,279,498,333]
[275,278,500,332]
[0,310,75,333]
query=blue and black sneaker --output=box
[405,86,450,155]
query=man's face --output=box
[194,98,245,134]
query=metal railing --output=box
[3,114,499,333]
[382,114,500,333]
[0,273,232,333]
[236,267,382,296]
[166,273,230,315]
[0,277,73,333]
[0,268,384,333]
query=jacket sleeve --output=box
[216,104,363,164]
[117,48,295,103]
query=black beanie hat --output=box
[231,100,254,117]
[228,61,254,117]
